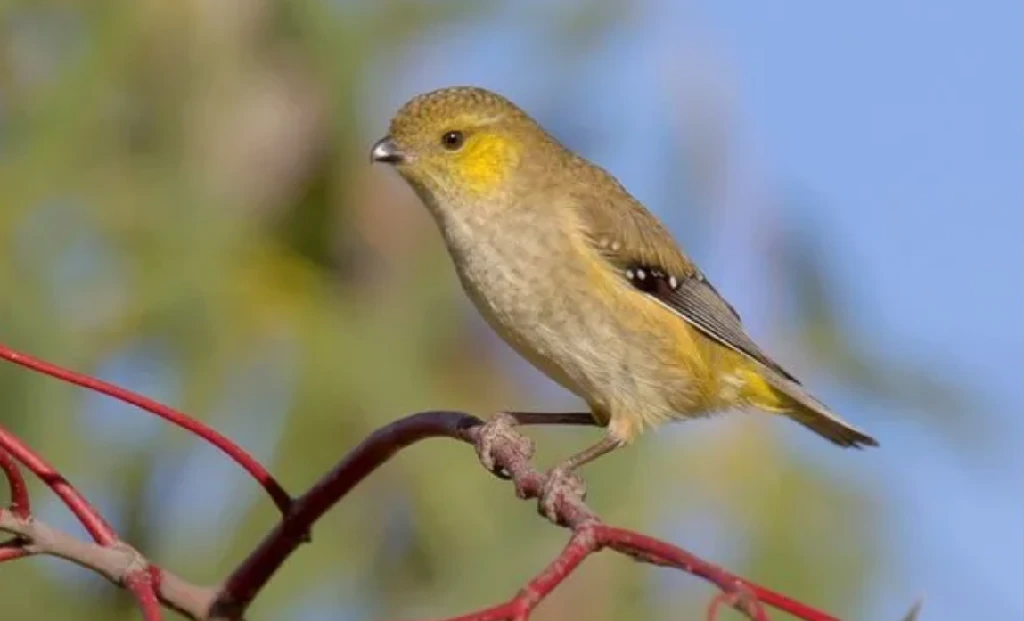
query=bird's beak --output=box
[370,136,405,164]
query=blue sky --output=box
[377,1,1022,619]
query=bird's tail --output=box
[739,368,878,448]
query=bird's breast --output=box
[444,210,575,344]
[437,207,677,410]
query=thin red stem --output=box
[0,425,164,619]
[125,569,165,621]
[211,411,481,618]
[429,527,599,621]
[0,538,31,563]
[1,447,31,518]
[597,526,822,621]
[0,344,291,513]
[0,424,116,544]
[510,527,596,613]
[0,446,32,565]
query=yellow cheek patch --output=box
[454,133,521,193]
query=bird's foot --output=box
[475,412,535,482]
[538,465,587,525]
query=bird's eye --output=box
[441,130,465,151]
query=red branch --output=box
[0,427,117,542]
[1,342,851,621]
[213,410,838,621]
[0,538,30,563]
[0,447,31,563]
[0,344,292,513]
[0,447,30,518]
[211,411,479,618]
[0,425,164,620]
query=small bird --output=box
[371,86,877,496]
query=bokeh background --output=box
[1,1,1020,620]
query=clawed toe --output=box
[538,466,587,525]
[475,412,534,479]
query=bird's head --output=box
[371,86,558,211]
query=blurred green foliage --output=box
[0,2,963,620]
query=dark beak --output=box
[370,136,405,164]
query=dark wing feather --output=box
[572,184,798,383]
[653,270,800,383]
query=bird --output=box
[370,86,877,504]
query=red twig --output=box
[412,523,776,621]
[0,424,164,621]
[1,447,30,518]
[419,525,599,621]
[601,526,816,620]
[0,538,31,563]
[124,564,165,621]
[0,507,216,618]
[0,344,292,513]
[210,411,482,618]
[0,424,116,542]
[368,416,839,621]
[1,442,35,564]
[211,411,838,621]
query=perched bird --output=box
[371,86,877,495]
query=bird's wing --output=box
[574,190,799,383]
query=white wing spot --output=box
[668,276,678,289]
[636,269,646,280]
[626,269,635,280]
[610,241,622,251]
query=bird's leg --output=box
[503,411,599,427]
[556,435,624,471]
[475,411,596,478]
[540,435,623,524]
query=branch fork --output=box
[1,343,868,621]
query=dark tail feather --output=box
[760,369,879,448]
